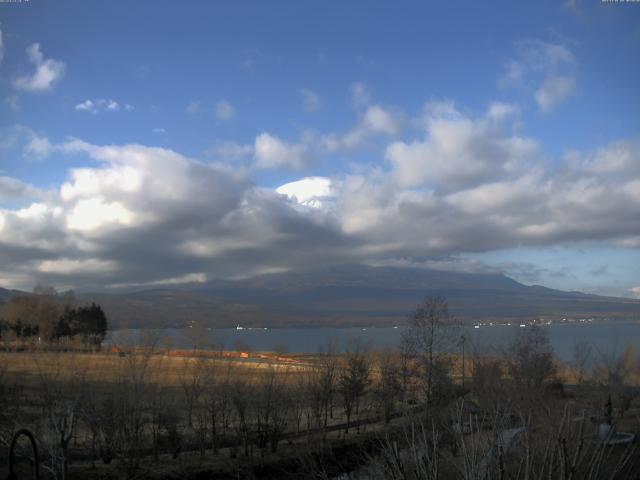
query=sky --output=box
[0,0,639,297]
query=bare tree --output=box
[507,325,557,391]
[374,351,402,425]
[471,355,507,415]
[593,340,639,419]
[180,356,206,440]
[231,378,253,457]
[35,353,87,480]
[112,342,158,478]
[572,340,592,385]
[339,344,371,433]
[307,344,338,438]
[205,360,233,455]
[253,365,291,456]
[402,296,457,408]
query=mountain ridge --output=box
[1,266,639,328]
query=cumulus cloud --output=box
[254,133,311,170]
[0,176,41,201]
[14,43,66,92]
[75,99,133,114]
[534,75,575,112]
[387,102,536,189]
[23,135,53,160]
[321,104,403,151]
[300,88,321,113]
[0,126,55,161]
[570,139,640,177]
[206,140,254,161]
[501,39,576,112]
[1,106,640,290]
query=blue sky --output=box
[0,0,639,297]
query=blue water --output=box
[107,321,640,361]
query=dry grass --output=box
[0,349,311,388]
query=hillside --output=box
[2,266,639,328]
[77,265,640,328]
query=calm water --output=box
[107,321,640,361]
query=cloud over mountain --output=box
[0,113,639,292]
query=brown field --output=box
[1,338,639,480]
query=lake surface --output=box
[107,320,640,361]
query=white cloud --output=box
[13,43,66,92]
[75,98,131,114]
[487,102,520,121]
[616,236,640,248]
[152,127,166,134]
[631,287,640,299]
[387,102,537,189]
[300,88,321,113]
[206,140,254,161]
[362,105,401,135]
[1,108,640,290]
[534,75,575,113]
[216,100,236,121]
[501,39,576,112]
[502,61,524,85]
[573,140,640,176]
[111,273,208,289]
[0,176,41,201]
[0,139,343,288]
[66,198,137,232]
[75,100,95,112]
[321,104,403,152]
[38,258,119,275]
[564,0,584,16]
[23,133,53,160]
[254,132,311,170]
[507,39,575,77]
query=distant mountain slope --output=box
[0,287,28,303]
[76,265,640,328]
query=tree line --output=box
[0,286,108,346]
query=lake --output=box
[107,320,640,362]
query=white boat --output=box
[519,324,526,328]
[236,324,245,330]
